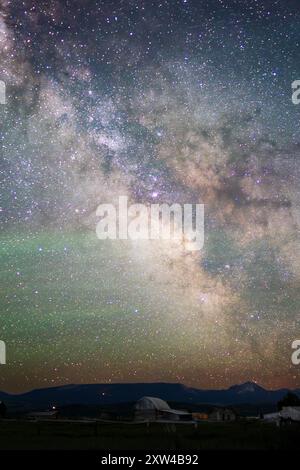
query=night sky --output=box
[1,0,300,393]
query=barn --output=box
[264,406,300,425]
[134,396,191,421]
[208,407,237,422]
[280,406,300,422]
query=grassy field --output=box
[0,420,300,450]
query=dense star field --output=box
[1,0,300,393]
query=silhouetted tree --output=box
[277,392,300,411]
[0,401,7,418]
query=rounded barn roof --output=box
[135,396,171,411]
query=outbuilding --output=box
[134,396,191,421]
[208,407,237,422]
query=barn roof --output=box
[136,396,171,410]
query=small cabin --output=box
[209,407,237,422]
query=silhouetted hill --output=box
[1,382,299,412]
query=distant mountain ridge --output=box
[1,381,299,411]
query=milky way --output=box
[1,0,300,392]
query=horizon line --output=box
[1,380,299,396]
